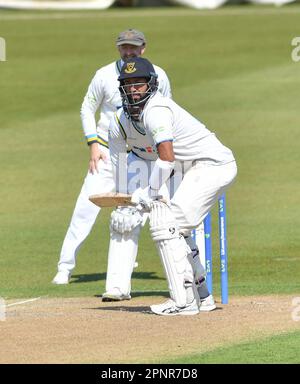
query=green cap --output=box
[116,29,146,47]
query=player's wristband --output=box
[149,157,175,191]
[86,134,98,146]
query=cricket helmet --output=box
[118,57,158,121]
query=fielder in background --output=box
[52,30,172,300]
[108,57,237,315]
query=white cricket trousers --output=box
[171,161,237,234]
[57,146,115,273]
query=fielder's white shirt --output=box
[80,60,172,147]
[109,93,235,168]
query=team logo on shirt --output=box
[125,62,137,74]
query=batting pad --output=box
[105,226,141,296]
[149,201,190,307]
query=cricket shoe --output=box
[150,299,200,316]
[52,271,70,285]
[102,290,131,302]
[199,294,216,312]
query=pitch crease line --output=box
[7,297,41,307]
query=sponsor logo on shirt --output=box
[133,145,157,154]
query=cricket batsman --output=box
[108,57,237,315]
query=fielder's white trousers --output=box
[57,146,115,273]
[171,161,237,234]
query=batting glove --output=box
[131,186,161,211]
[110,206,143,234]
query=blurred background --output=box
[0,0,298,10]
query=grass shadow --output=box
[71,273,106,283]
[132,272,165,281]
[71,271,165,284]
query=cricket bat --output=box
[89,193,135,208]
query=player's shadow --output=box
[131,290,169,299]
[93,303,222,313]
[71,272,164,284]
[71,273,106,283]
[132,272,165,281]
[94,290,169,299]
[92,306,153,315]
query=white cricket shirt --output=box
[109,93,235,166]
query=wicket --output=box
[192,194,229,304]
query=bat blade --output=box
[89,193,135,208]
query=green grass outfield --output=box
[0,4,300,362]
[1,4,300,298]
[158,330,300,364]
